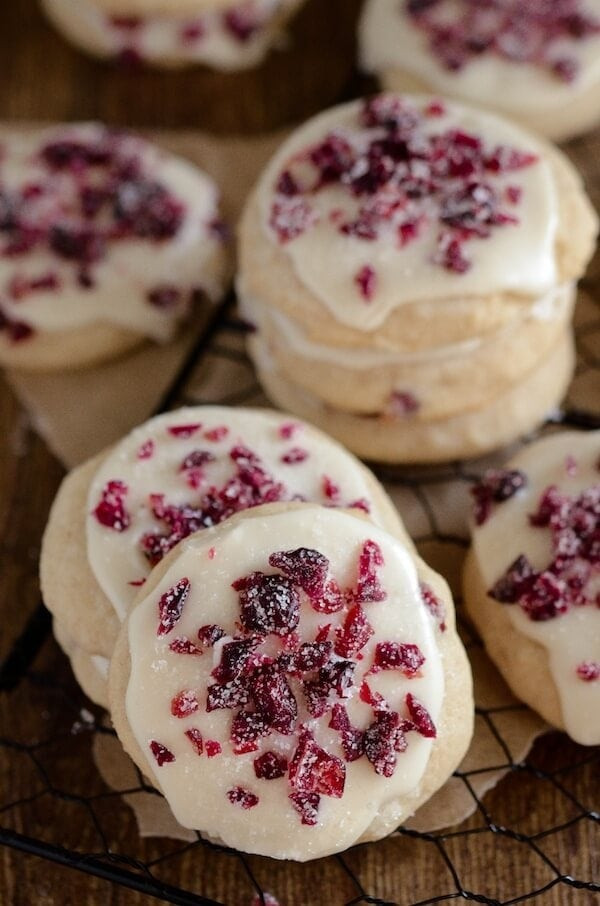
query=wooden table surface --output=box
[0,2,599,904]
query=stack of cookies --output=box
[41,405,473,859]
[238,93,598,463]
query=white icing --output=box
[240,282,573,369]
[258,98,559,332]
[359,0,600,115]
[0,124,224,341]
[42,0,298,69]
[473,431,600,745]
[91,653,110,679]
[86,407,395,620]
[124,505,445,859]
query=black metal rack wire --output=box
[1,298,599,906]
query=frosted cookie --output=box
[41,0,306,70]
[41,406,408,664]
[463,431,600,746]
[359,0,600,142]
[239,94,596,462]
[109,502,473,859]
[0,123,228,370]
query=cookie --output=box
[41,406,409,664]
[463,431,600,745]
[109,502,473,859]
[0,123,228,370]
[238,94,595,462]
[359,0,600,142]
[53,617,110,707]
[41,0,306,70]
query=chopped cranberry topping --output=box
[334,605,374,658]
[231,711,269,754]
[197,624,225,646]
[281,447,309,464]
[248,665,298,734]
[147,286,182,309]
[168,423,202,438]
[170,689,199,718]
[204,425,229,442]
[420,583,447,631]
[322,475,340,502]
[405,0,600,82]
[355,540,387,603]
[269,198,316,243]
[223,5,262,42]
[471,468,527,525]
[184,727,204,755]
[253,751,288,780]
[303,659,355,717]
[205,740,222,757]
[0,307,35,343]
[137,438,155,460]
[576,661,600,681]
[157,577,191,637]
[207,679,249,712]
[109,16,141,30]
[8,271,59,300]
[169,637,203,656]
[489,554,536,603]
[212,638,259,683]
[364,710,406,777]
[371,642,425,676]
[285,641,332,673]
[268,548,329,600]
[235,572,300,637]
[149,740,175,766]
[180,21,205,45]
[288,730,346,799]
[180,449,215,471]
[93,480,130,532]
[387,391,420,417]
[227,787,259,809]
[406,693,437,738]
[355,264,377,301]
[329,704,365,761]
[289,791,320,826]
[279,421,300,439]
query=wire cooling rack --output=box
[0,292,599,906]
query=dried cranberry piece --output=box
[169,637,203,656]
[355,264,377,301]
[230,711,269,753]
[355,540,387,604]
[276,171,300,196]
[235,572,300,638]
[93,480,130,532]
[137,438,154,460]
[147,285,182,309]
[185,727,203,755]
[281,447,309,464]
[205,740,222,757]
[371,642,425,676]
[204,425,229,442]
[168,423,202,438]
[49,225,105,263]
[576,661,600,681]
[311,579,345,614]
[180,21,205,44]
[287,641,332,673]
[157,577,191,637]
[41,139,113,170]
[253,751,288,780]
[248,665,298,734]
[489,554,536,604]
[207,680,249,712]
[227,787,259,809]
[387,391,420,417]
[289,791,320,826]
[170,690,199,718]
[303,659,355,718]
[198,624,225,646]
[268,548,329,600]
[334,605,374,658]
[113,179,184,240]
[269,198,315,243]
[364,711,403,777]
[288,730,346,798]
[329,704,365,762]
[180,449,215,471]
[212,638,259,683]
[149,740,175,766]
[406,693,437,738]
[322,476,340,502]
[471,468,527,525]
[420,582,446,631]
[223,6,260,42]
[520,572,569,621]
[310,134,354,185]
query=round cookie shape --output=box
[0,123,228,369]
[359,0,600,142]
[41,0,305,71]
[110,503,472,859]
[254,94,561,334]
[464,431,600,745]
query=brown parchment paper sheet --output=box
[9,126,599,847]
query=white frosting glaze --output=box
[360,0,600,115]
[240,282,573,369]
[473,431,600,745]
[43,0,297,68]
[0,124,225,341]
[124,505,444,859]
[86,407,395,621]
[257,97,559,332]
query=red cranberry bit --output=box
[250,894,280,906]
[109,16,141,30]
[435,233,470,274]
[180,20,205,45]
[41,138,114,170]
[253,751,288,780]
[490,555,536,604]
[205,740,222,758]
[231,711,269,754]
[329,704,365,762]
[212,638,259,683]
[303,659,356,718]
[0,307,35,343]
[406,693,437,738]
[171,689,199,718]
[150,740,175,766]
[322,475,340,502]
[289,791,320,826]
[137,438,154,460]
[8,271,60,300]
[349,498,371,514]
[169,637,203,657]
[185,727,204,755]
[223,4,261,42]
[227,787,259,809]
[147,286,182,309]
[157,577,191,637]
[371,642,425,676]
[128,578,146,587]
[113,179,184,240]
[279,421,300,439]
[355,539,387,603]
[520,572,570,621]
[269,198,316,243]
[276,171,300,197]
[281,447,309,464]
[420,582,447,632]
[286,640,332,673]
[426,100,446,117]
[207,679,249,712]
[180,449,215,471]
[576,661,600,682]
[505,185,522,205]
[289,730,346,799]
[387,391,420,417]
[334,604,374,658]
[168,423,202,438]
[204,425,229,442]
[49,226,105,264]
[364,710,405,777]
[471,468,527,525]
[565,455,578,477]
[235,572,300,637]
[268,548,329,600]
[198,624,225,646]
[93,480,130,531]
[354,264,377,301]
[248,665,298,734]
